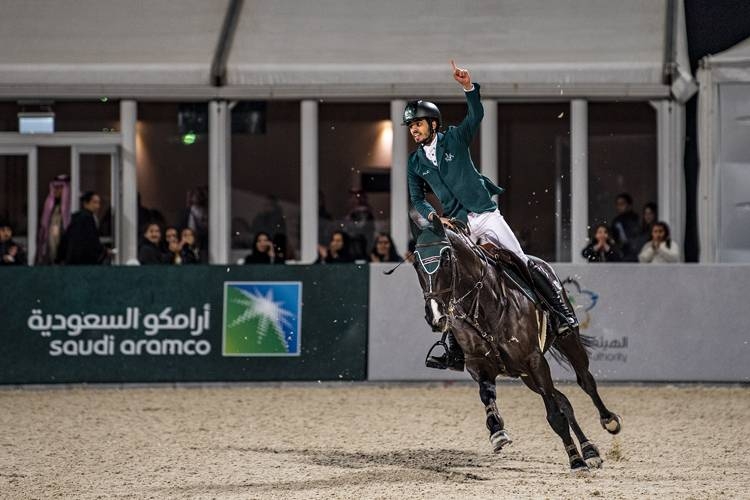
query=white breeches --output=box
[467,209,529,264]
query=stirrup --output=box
[425,340,449,370]
[425,340,464,371]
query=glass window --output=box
[496,103,570,262]
[0,155,28,241]
[588,102,657,228]
[137,103,209,256]
[0,101,119,132]
[319,103,391,260]
[231,101,300,262]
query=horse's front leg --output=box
[478,379,512,453]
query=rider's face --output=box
[409,119,433,143]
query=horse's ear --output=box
[431,215,446,237]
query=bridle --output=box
[416,229,504,359]
[417,229,491,324]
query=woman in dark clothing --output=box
[244,232,277,264]
[370,232,401,263]
[316,230,355,264]
[582,224,622,263]
[179,227,201,264]
[138,223,170,265]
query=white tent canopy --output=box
[698,36,750,263]
[225,0,669,98]
[0,0,671,100]
[0,0,229,98]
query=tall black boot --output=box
[527,260,579,334]
[425,331,465,371]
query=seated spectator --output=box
[59,191,108,265]
[611,193,641,262]
[138,223,170,265]
[316,230,354,264]
[638,221,680,263]
[179,228,201,264]
[582,224,622,263]
[633,202,657,254]
[244,232,277,264]
[0,221,27,265]
[164,226,182,264]
[370,233,401,263]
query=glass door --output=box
[0,147,35,265]
[72,146,121,264]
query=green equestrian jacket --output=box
[407,83,504,223]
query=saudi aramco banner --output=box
[0,266,368,384]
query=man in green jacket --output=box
[406,61,578,371]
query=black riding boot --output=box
[426,331,465,371]
[527,260,579,334]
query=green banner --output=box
[0,265,368,384]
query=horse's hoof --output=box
[569,457,589,473]
[581,442,603,469]
[601,414,623,435]
[490,430,512,453]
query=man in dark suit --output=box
[406,61,578,370]
[59,191,107,265]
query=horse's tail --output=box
[547,328,596,369]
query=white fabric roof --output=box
[0,0,670,99]
[0,0,228,97]
[701,37,750,82]
[225,0,669,98]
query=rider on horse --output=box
[405,60,579,371]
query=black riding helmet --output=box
[402,100,441,128]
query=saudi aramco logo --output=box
[222,282,302,356]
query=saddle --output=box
[478,243,539,305]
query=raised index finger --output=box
[450,59,457,72]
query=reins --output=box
[421,226,503,359]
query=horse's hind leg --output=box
[478,379,512,452]
[553,389,603,468]
[526,351,588,471]
[557,333,622,434]
[520,376,602,468]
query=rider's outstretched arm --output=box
[451,60,483,145]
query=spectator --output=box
[244,232,277,264]
[316,230,354,264]
[318,190,334,247]
[610,193,641,262]
[182,187,208,254]
[639,221,680,263]
[370,233,401,263]
[179,228,201,264]
[164,226,182,264]
[582,224,622,263]
[138,223,170,265]
[36,174,70,265]
[345,189,375,260]
[0,221,26,265]
[251,195,287,239]
[633,202,658,254]
[59,192,108,265]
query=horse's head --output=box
[412,217,476,332]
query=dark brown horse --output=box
[412,219,622,472]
